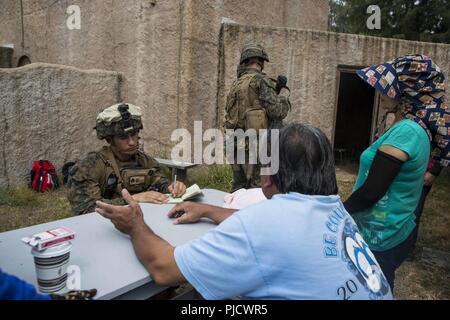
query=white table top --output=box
[153,158,198,169]
[0,189,227,300]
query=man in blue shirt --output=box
[96,123,392,300]
[0,270,50,300]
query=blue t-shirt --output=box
[352,119,430,251]
[174,193,393,300]
[0,269,50,300]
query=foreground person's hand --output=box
[96,189,146,235]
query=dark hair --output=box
[270,123,338,196]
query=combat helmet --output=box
[95,103,143,139]
[239,43,269,64]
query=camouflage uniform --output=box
[224,44,291,192]
[67,103,169,215]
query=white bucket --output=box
[31,242,72,294]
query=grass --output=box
[189,165,233,191]
[395,168,450,299]
[0,164,449,299]
[0,187,72,233]
[415,176,450,251]
[0,186,40,207]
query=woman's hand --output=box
[424,172,436,186]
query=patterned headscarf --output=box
[357,54,450,167]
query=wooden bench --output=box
[154,158,198,184]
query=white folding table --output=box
[0,189,227,300]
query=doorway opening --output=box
[333,68,376,164]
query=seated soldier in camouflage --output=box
[68,103,186,215]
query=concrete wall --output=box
[0,63,123,187]
[175,0,329,138]
[0,0,329,154]
[218,23,450,141]
[4,1,449,172]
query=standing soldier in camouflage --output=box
[224,43,291,192]
[68,103,186,215]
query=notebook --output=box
[167,184,203,204]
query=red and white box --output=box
[22,227,76,251]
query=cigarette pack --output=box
[21,227,76,251]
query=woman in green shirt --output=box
[344,55,449,291]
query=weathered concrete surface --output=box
[218,24,450,141]
[0,63,123,188]
[175,0,330,139]
[0,0,329,154]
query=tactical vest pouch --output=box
[244,108,268,132]
[103,172,119,199]
[120,168,152,193]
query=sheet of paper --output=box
[167,184,203,204]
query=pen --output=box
[172,174,177,195]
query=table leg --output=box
[177,170,188,184]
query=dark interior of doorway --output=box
[334,71,375,163]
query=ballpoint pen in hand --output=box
[172,174,177,196]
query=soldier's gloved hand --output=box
[50,289,97,300]
[276,75,288,94]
